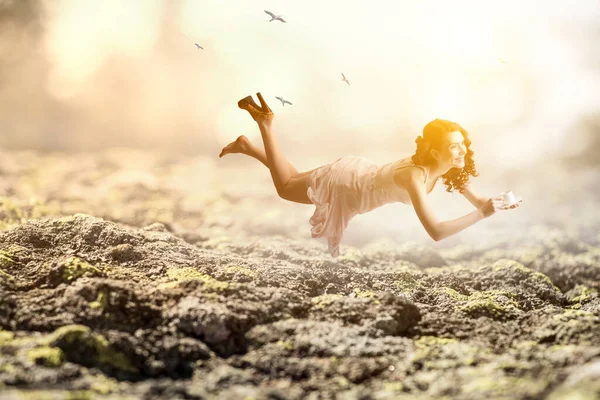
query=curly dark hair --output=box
[410,118,479,193]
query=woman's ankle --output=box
[257,120,272,131]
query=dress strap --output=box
[394,159,428,183]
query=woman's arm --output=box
[398,168,494,241]
[460,185,488,209]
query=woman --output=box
[219,92,522,257]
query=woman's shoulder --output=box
[394,157,427,175]
[393,158,428,187]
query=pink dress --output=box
[306,156,431,257]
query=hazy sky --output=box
[1,0,600,170]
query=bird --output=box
[195,43,203,50]
[497,57,508,64]
[264,10,286,23]
[341,73,350,85]
[275,96,293,106]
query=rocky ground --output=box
[0,148,599,399]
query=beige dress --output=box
[306,155,432,257]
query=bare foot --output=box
[219,135,251,158]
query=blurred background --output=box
[1,0,599,252]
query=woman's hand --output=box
[478,196,511,218]
[504,200,522,210]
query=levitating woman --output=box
[219,92,522,257]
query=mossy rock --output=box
[435,287,523,319]
[0,330,15,345]
[394,272,422,295]
[411,336,484,371]
[566,285,598,305]
[492,259,557,288]
[25,346,64,368]
[46,325,138,377]
[310,294,345,309]
[61,257,103,282]
[88,290,109,311]
[158,267,229,291]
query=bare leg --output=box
[219,135,297,174]
[219,133,315,204]
[256,119,316,204]
[225,92,316,204]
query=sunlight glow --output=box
[32,0,600,166]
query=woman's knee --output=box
[278,178,312,204]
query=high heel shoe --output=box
[237,92,273,120]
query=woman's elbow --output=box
[428,227,442,242]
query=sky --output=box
[1,0,600,171]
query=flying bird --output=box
[341,73,350,86]
[275,96,293,106]
[264,10,286,23]
[195,43,203,50]
[497,57,508,64]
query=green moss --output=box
[66,391,93,400]
[46,324,137,374]
[415,336,458,347]
[552,309,596,323]
[460,300,508,318]
[332,375,350,389]
[0,268,15,283]
[94,334,137,373]
[89,290,109,310]
[45,325,90,345]
[89,374,119,394]
[0,252,14,267]
[492,259,556,285]
[459,291,521,319]
[310,294,344,309]
[497,360,532,372]
[0,363,16,373]
[383,382,404,392]
[439,287,468,301]
[276,340,294,351]
[26,346,64,368]
[159,267,229,291]
[352,288,378,300]
[62,257,102,282]
[547,344,579,353]
[0,245,27,263]
[0,330,15,346]
[569,285,598,304]
[0,250,17,284]
[411,336,481,371]
[394,272,420,294]
[436,287,522,319]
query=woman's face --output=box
[434,130,467,168]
